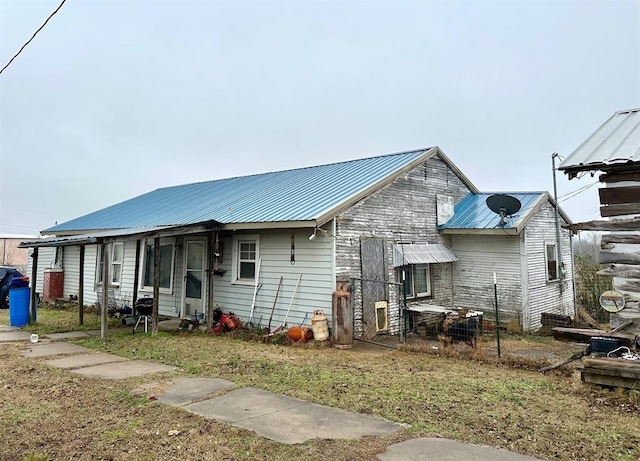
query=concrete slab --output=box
[186,387,402,444]
[46,352,128,369]
[43,331,90,340]
[0,330,32,342]
[157,377,235,406]
[21,342,92,357]
[377,438,542,461]
[70,360,176,379]
[0,325,22,332]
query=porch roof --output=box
[18,223,218,248]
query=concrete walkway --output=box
[0,324,542,459]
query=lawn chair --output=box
[95,288,120,316]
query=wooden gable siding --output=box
[212,229,334,327]
[334,156,472,336]
[450,234,523,324]
[525,201,574,330]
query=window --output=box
[96,242,124,286]
[546,244,558,281]
[141,239,174,293]
[398,264,431,298]
[232,235,259,284]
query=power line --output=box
[558,181,598,203]
[0,0,67,76]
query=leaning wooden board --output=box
[578,357,640,390]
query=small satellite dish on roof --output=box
[486,194,522,227]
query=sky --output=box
[1,0,639,236]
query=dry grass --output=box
[1,306,639,461]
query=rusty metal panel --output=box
[360,238,388,339]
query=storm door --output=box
[183,239,206,318]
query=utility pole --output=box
[552,153,564,292]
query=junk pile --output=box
[210,307,240,334]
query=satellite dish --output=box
[486,194,522,226]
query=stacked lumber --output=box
[578,357,640,390]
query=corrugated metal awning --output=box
[18,223,218,249]
[392,243,458,267]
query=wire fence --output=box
[574,253,612,324]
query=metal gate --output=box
[360,238,388,339]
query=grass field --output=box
[1,306,638,461]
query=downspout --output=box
[552,153,564,293]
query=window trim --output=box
[96,242,124,287]
[545,243,559,282]
[110,242,124,286]
[140,238,175,294]
[398,263,432,299]
[231,234,260,286]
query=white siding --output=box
[451,234,523,324]
[525,201,574,330]
[27,247,55,295]
[212,229,334,327]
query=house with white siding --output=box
[22,147,574,338]
[439,192,574,330]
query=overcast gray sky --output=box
[1,0,639,236]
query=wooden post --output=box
[207,231,215,329]
[493,272,501,359]
[101,242,110,341]
[152,237,160,335]
[132,240,141,313]
[78,245,85,325]
[29,247,38,325]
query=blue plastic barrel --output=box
[9,287,30,327]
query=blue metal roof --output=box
[437,192,549,233]
[46,148,437,233]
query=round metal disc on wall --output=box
[599,290,625,312]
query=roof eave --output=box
[439,227,521,236]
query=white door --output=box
[184,240,206,318]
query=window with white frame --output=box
[96,242,124,286]
[546,243,558,281]
[397,264,431,298]
[141,239,174,293]
[232,235,259,284]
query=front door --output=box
[184,239,206,319]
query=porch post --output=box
[101,242,110,340]
[132,239,141,313]
[29,247,38,325]
[78,245,85,325]
[207,231,215,329]
[152,237,160,335]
